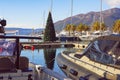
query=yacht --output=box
[56,34,120,80]
[78,30,112,41]
[0,35,71,80]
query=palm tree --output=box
[91,21,106,31]
[112,19,120,33]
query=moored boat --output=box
[56,34,120,80]
[0,35,71,80]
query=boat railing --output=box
[29,62,72,80]
[38,67,72,80]
[62,51,116,76]
[63,50,120,70]
[30,63,72,80]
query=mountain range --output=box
[5,28,43,35]
[54,8,120,32]
[5,8,120,34]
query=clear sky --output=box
[0,0,120,29]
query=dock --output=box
[21,42,74,49]
[21,41,90,49]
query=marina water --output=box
[21,47,68,76]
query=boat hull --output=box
[0,62,71,80]
[56,53,101,80]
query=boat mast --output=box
[71,0,73,25]
[70,0,73,36]
[100,0,102,32]
[50,0,53,13]
[43,11,45,28]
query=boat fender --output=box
[24,46,30,49]
[98,77,108,80]
[82,45,85,48]
[69,69,78,76]
[8,75,12,80]
[37,67,40,70]
[0,47,2,53]
[31,46,34,51]
[24,46,35,51]
[103,71,107,78]
[0,76,3,79]
[79,74,92,80]
[28,74,33,80]
[117,74,120,80]
[38,67,44,73]
[79,77,88,80]
[60,65,67,69]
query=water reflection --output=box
[21,48,67,76]
[43,48,56,70]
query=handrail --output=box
[39,67,72,80]
[0,35,41,39]
[62,52,116,75]
[63,50,120,70]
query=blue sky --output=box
[0,0,120,29]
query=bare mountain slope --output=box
[54,8,120,32]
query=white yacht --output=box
[78,30,112,41]
[57,34,120,80]
[0,35,71,80]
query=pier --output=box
[21,42,75,49]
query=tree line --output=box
[64,19,120,34]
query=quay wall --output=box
[21,42,89,49]
[21,42,74,49]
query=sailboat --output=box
[56,0,81,42]
[56,0,119,80]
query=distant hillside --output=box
[5,28,44,35]
[54,8,120,32]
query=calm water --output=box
[21,48,68,76]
